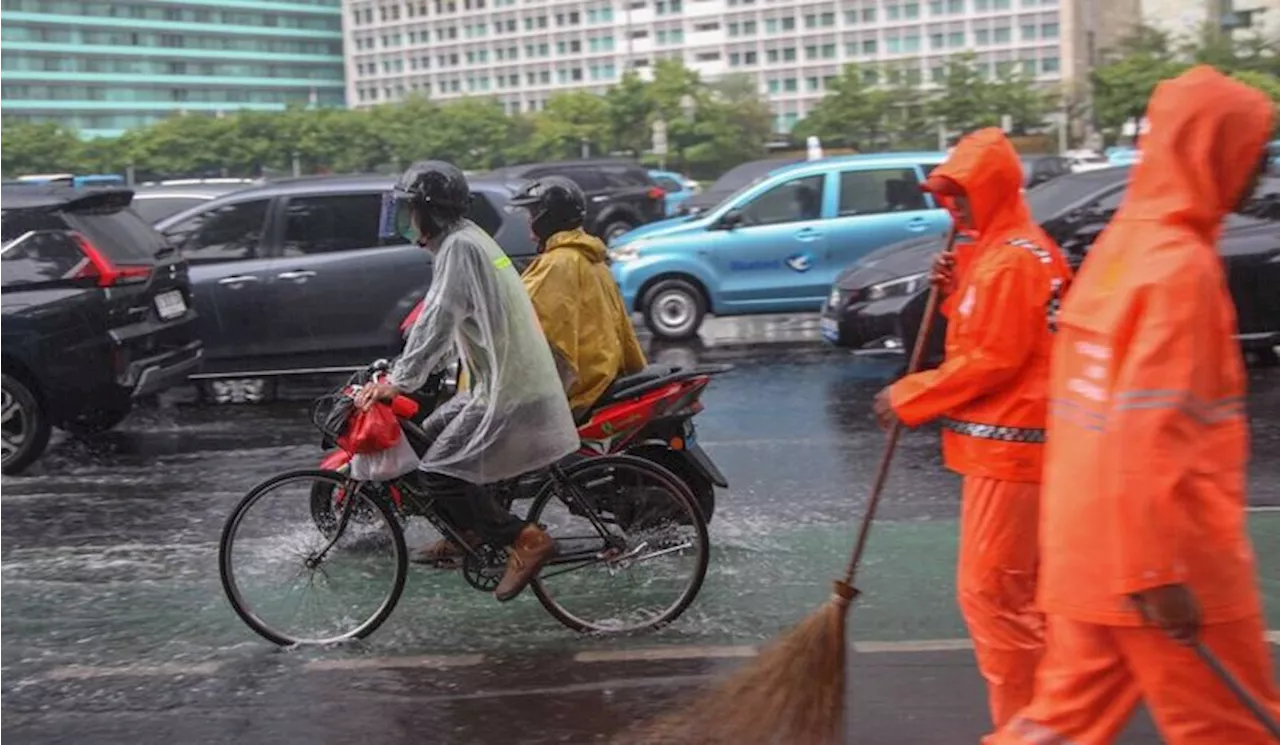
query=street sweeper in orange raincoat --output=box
[989,65,1280,745]
[873,127,1073,733]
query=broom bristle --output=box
[615,593,851,745]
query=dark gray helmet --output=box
[381,160,472,242]
[506,175,586,243]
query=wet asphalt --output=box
[3,323,1279,745]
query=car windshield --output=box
[1025,166,1131,221]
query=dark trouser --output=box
[410,470,526,548]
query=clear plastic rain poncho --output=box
[389,220,579,484]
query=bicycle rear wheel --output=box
[220,469,407,646]
[527,455,709,633]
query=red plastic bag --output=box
[338,401,404,454]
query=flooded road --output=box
[4,337,1279,744]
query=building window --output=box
[767,49,779,62]
[728,21,740,36]
[930,32,945,48]
[729,52,741,65]
[805,45,818,59]
[804,13,817,28]
[845,10,858,23]
[768,79,780,93]
[887,4,901,19]
[822,43,835,58]
[862,7,876,21]
[994,26,1011,42]
[783,47,796,61]
[975,28,990,44]
[903,34,920,51]
[929,0,943,13]
[782,16,795,29]
[695,51,720,61]
[821,11,835,25]
[806,76,820,91]
[886,36,901,53]
[1021,58,1036,75]
[948,30,964,46]
[1041,22,1059,38]
[862,38,877,54]
[745,50,757,64]
[1042,56,1059,73]
[1021,23,1036,40]
[744,20,757,33]
[782,77,797,92]
[904,2,920,18]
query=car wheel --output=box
[643,279,706,341]
[62,394,133,437]
[2,373,52,476]
[200,378,278,405]
[602,220,636,242]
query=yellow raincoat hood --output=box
[522,229,647,412]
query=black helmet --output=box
[380,160,472,243]
[507,175,586,245]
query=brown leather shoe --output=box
[493,525,556,602]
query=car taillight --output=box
[69,232,151,287]
[647,186,665,201]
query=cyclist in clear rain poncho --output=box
[355,161,579,602]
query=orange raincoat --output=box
[992,66,1280,745]
[888,128,1072,731]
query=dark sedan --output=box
[821,168,1280,363]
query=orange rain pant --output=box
[989,613,1280,745]
[958,476,1045,730]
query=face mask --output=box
[395,201,420,243]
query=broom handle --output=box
[843,228,958,587]
[1193,641,1280,739]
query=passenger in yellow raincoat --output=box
[510,175,647,418]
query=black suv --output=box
[2,185,203,474]
[488,159,666,241]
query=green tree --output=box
[1090,26,1189,133]
[1,120,85,176]
[989,70,1052,135]
[930,52,1001,135]
[605,72,655,155]
[680,74,772,176]
[527,90,612,160]
[793,63,891,149]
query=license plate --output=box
[819,316,840,342]
[155,290,187,320]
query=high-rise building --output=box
[0,0,348,138]
[1139,0,1279,40]
[344,0,1139,133]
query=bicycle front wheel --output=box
[527,455,710,633]
[220,469,407,646]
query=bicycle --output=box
[218,366,711,647]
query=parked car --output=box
[153,174,537,402]
[609,152,952,340]
[821,168,1280,363]
[486,159,665,241]
[648,170,700,216]
[676,157,802,216]
[131,179,260,225]
[1020,155,1072,189]
[1,185,204,473]
[1062,150,1112,174]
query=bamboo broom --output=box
[617,226,960,745]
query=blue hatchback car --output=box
[648,170,699,216]
[612,153,951,339]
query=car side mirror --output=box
[715,209,744,230]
